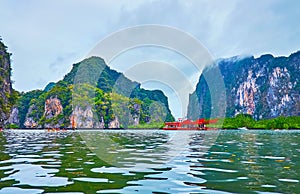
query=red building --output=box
[163,119,218,130]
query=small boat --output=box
[238,127,248,130]
[163,118,218,130]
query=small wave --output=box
[278,178,299,183]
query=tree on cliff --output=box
[0,38,18,127]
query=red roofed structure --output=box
[163,118,218,130]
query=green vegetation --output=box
[44,82,56,92]
[5,37,299,130]
[207,114,300,129]
[128,122,165,129]
[4,123,19,129]
[17,90,43,127]
[0,38,17,127]
[12,56,174,128]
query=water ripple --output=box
[0,187,43,194]
[0,130,300,193]
[1,164,72,187]
[73,177,110,183]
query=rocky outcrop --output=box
[24,105,39,128]
[236,70,257,115]
[14,56,174,129]
[24,117,38,128]
[70,105,104,128]
[6,106,19,126]
[188,51,300,119]
[43,96,64,128]
[109,117,120,128]
[266,67,294,117]
[130,103,140,126]
[44,96,63,119]
[99,116,105,128]
[23,97,64,128]
[0,39,13,127]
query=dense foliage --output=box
[17,90,43,127]
[0,38,17,127]
[208,114,300,129]
[14,56,174,128]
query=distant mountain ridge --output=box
[188,51,300,120]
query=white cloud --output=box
[0,0,299,117]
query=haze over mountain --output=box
[1,1,299,120]
[1,36,300,129]
[188,51,300,120]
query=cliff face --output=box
[188,51,300,120]
[0,39,13,127]
[23,96,64,128]
[70,105,104,128]
[44,96,63,119]
[24,104,39,128]
[7,106,19,126]
[43,97,64,128]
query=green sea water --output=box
[0,129,299,193]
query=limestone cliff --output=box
[6,106,19,126]
[70,105,104,128]
[0,39,13,127]
[14,56,174,129]
[0,38,174,129]
[44,96,63,118]
[108,117,120,128]
[43,96,64,128]
[188,51,300,119]
[24,104,39,128]
[23,96,66,128]
[130,103,140,126]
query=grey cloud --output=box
[1,0,299,117]
[116,0,300,58]
[49,53,77,74]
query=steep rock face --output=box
[24,104,39,128]
[266,67,294,117]
[187,76,211,120]
[70,105,104,128]
[23,96,65,128]
[6,106,19,126]
[188,51,300,119]
[236,70,257,115]
[0,40,13,127]
[43,96,64,128]
[130,103,140,126]
[44,96,63,119]
[109,117,120,128]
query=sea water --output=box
[0,129,299,193]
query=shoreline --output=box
[1,128,300,131]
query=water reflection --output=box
[0,131,73,189]
[188,130,300,193]
[0,130,299,193]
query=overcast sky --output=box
[1,0,300,118]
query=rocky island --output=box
[0,38,174,129]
